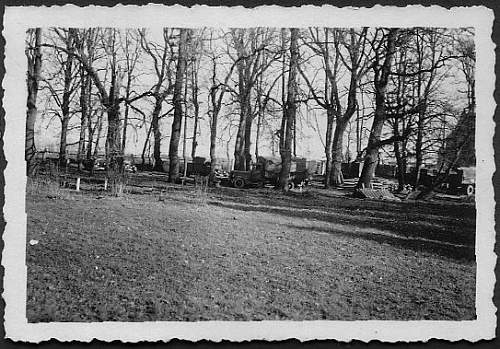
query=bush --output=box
[26,175,71,199]
[193,175,209,206]
[107,169,129,197]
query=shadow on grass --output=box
[285,223,475,262]
[216,186,476,218]
[208,200,475,262]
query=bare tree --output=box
[229,28,281,170]
[357,28,398,189]
[278,28,299,190]
[51,28,124,171]
[253,52,283,160]
[121,30,142,155]
[190,61,200,160]
[168,28,190,182]
[300,28,369,187]
[384,28,465,190]
[139,28,177,171]
[436,31,476,174]
[386,36,417,191]
[206,31,239,185]
[26,28,42,176]
[76,29,99,169]
[48,29,150,172]
[412,28,447,187]
[187,31,205,160]
[42,29,81,168]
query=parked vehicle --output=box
[185,157,230,182]
[93,158,107,171]
[230,156,312,189]
[186,157,211,177]
[123,160,137,173]
[419,166,476,196]
[441,167,475,196]
[82,157,137,173]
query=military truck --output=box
[230,156,312,189]
[441,166,476,196]
[419,166,476,196]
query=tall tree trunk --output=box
[234,113,247,170]
[105,59,124,173]
[191,113,198,160]
[359,91,366,158]
[168,28,189,183]
[58,34,75,168]
[85,82,94,161]
[77,115,87,170]
[106,103,122,172]
[151,100,163,171]
[209,105,219,186]
[182,75,189,180]
[356,101,361,155]
[191,116,199,160]
[93,112,103,158]
[394,141,406,191]
[233,31,251,171]
[255,111,262,159]
[86,122,93,161]
[59,80,73,167]
[278,28,299,191]
[292,114,297,158]
[324,108,335,188]
[77,67,89,170]
[413,28,425,188]
[356,29,397,189]
[59,115,70,168]
[191,67,199,160]
[141,121,153,167]
[279,27,287,160]
[414,102,426,186]
[244,116,252,169]
[233,66,248,171]
[331,118,348,186]
[393,119,406,191]
[122,74,132,153]
[26,28,42,176]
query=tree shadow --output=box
[285,223,475,262]
[208,199,475,262]
[213,186,475,220]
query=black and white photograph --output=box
[1,4,496,342]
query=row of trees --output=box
[26,27,475,190]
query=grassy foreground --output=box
[26,183,476,321]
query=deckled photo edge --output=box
[2,4,496,343]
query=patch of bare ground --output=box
[26,184,476,321]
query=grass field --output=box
[26,180,476,321]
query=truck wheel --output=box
[288,182,295,190]
[466,184,475,196]
[233,177,245,189]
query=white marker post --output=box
[76,177,80,192]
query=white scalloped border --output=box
[2,4,496,343]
